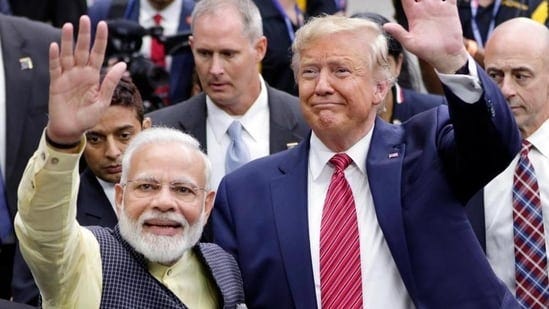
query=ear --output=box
[202,190,216,221]
[142,117,152,129]
[254,36,267,62]
[372,79,391,106]
[114,183,124,217]
[189,35,194,50]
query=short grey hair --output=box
[191,0,263,43]
[120,127,212,189]
[291,15,392,83]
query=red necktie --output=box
[320,153,363,308]
[150,13,170,105]
[512,140,549,308]
[151,14,166,68]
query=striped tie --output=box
[320,153,362,308]
[512,140,549,308]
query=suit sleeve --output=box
[438,62,521,202]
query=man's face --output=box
[297,32,388,150]
[484,28,549,138]
[115,142,215,265]
[84,105,150,183]
[189,7,266,115]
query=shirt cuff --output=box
[436,55,483,104]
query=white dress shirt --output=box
[206,76,270,190]
[307,131,413,308]
[484,120,549,294]
[96,177,116,212]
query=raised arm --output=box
[46,15,126,148]
[383,0,468,74]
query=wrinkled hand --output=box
[46,15,126,144]
[383,0,469,74]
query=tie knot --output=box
[227,121,243,139]
[329,153,352,172]
[521,140,533,156]
[153,13,162,25]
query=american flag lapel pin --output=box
[19,57,33,70]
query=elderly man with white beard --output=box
[13,15,245,309]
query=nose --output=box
[499,75,517,100]
[209,54,224,76]
[314,70,334,96]
[150,185,177,212]
[104,137,122,160]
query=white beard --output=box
[118,206,207,265]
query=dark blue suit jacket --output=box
[212,67,521,308]
[11,168,118,305]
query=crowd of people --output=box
[0,0,548,308]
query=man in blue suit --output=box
[88,0,195,105]
[212,0,522,308]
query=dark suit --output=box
[11,168,117,305]
[392,86,446,124]
[0,14,60,299]
[212,66,522,308]
[466,189,488,250]
[148,85,309,241]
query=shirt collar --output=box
[309,125,374,180]
[206,75,268,143]
[526,119,549,158]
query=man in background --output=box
[466,18,549,308]
[0,13,60,300]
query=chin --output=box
[118,208,207,265]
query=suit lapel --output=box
[271,140,318,308]
[367,118,417,298]
[77,169,118,227]
[1,19,34,180]
[267,87,304,153]
[178,94,208,152]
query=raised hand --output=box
[46,16,127,145]
[383,0,469,74]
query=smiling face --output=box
[484,18,549,138]
[296,31,389,151]
[189,5,266,115]
[115,141,215,265]
[84,105,150,183]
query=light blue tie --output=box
[225,121,250,173]
[0,170,12,243]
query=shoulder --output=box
[147,93,206,123]
[1,14,60,39]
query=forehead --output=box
[128,142,204,182]
[192,9,249,47]
[88,105,141,133]
[300,32,368,65]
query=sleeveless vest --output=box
[88,225,245,308]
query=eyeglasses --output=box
[123,179,207,202]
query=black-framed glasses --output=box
[124,179,207,202]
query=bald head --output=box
[484,18,549,138]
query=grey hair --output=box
[191,0,263,43]
[291,15,393,84]
[120,127,212,189]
